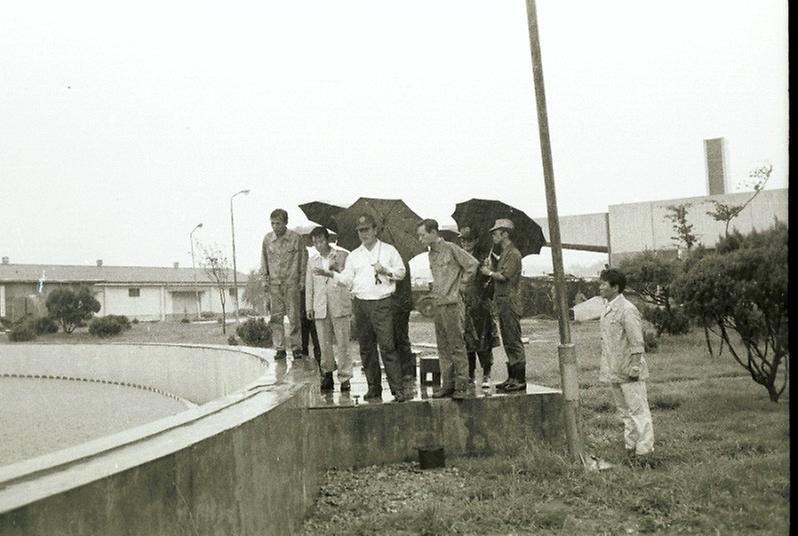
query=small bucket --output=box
[417,447,445,469]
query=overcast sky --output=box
[0,0,788,275]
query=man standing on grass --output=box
[480,219,527,393]
[417,218,478,400]
[261,208,307,361]
[305,226,352,393]
[598,268,654,462]
[313,214,408,403]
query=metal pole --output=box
[524,0,583,463]
[190,223,203,320]
[230,189,250,325]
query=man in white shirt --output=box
[599,268,654,464]
[305,226,353,393]
[313,214,408,402]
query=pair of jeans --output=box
[353,297,403,394]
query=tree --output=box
[674,222,788,402]
[707,163,773,237]
[45,286,101,333]
[664,203,698,251]
[242,270,269,314]
[200,244,231,334]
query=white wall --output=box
[100,286,164,321]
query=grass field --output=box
[299,321,789,535]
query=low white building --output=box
[0,260,248,322]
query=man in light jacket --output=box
[305,227,353,392]
[599,268,654,463]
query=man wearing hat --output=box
[312,213,409,402]
[480,218,527,392]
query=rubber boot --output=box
[495,364,513,391]
[504,363,526,393]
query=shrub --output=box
[642,305,691,336]
[180,317,191,323]
[131,318,140,324]
[88,316,127,338]
[644,330,659,353]
[105,315,131,330]
[236,317,273,348]
[9,321,37,342]
[227,335,239,345]
[200,311,217,319]
[45,286,101,333]
[674,221,788,402]
[33,316,59,335]
[237,308,257,317]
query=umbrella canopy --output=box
[451,198,546,257]
[438,229,460,243]
[333,197,426,262]
[299,201,346,233]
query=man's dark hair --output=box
[600,268,627,293]
[417,218,439,233]
[309,226,329,240]
[270,209,288,223]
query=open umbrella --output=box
[299,201,346,233]
[332,197,426,262]
[451,198,546,257]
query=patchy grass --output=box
[301,327,789,535]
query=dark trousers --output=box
[393,309,415,380]
[354,297,404,394]
[496,297,526,370]
[468,350,493,379]
[300,291,321,362]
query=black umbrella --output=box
[451,198,546,257]
[438,229,460,243]
[299,201,346,233]
[332,197,426,262]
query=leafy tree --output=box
[200,244,231,334]
[664,203,698,251]
[707,163,773,237]
[242,270,269,314]
[45,286,101,333]
[674,222,788,402]
[618,250,680,311]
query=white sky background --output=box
[0,0,788,275]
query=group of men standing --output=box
[261,208,530,403]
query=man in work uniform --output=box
[417,218,479,399]
[480,218,527,393]
[458,224,500,390]
[261,208,307,360]
[598,267,654,463]
[313,214,409,402]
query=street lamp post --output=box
[230,189,250,324]
[190,223,203,320]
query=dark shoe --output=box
[320,372,334,392]
[363,387,382,400]
[495,364,513,390]
[432,387,455,399]
[274,350,287,360]
[340,380,351,392]
[451,389,473,400]
[503,378,526,393]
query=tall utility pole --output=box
[230,189,250,324]
[524,0,583,463]
[190,223,203,320]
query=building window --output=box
[229,287,236,297]
[129,288,141,297]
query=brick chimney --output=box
[704,137,728,195]
[96,259,103,267]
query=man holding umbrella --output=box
[417,218,479,399]
[312,213,409,403]
[481,219,527,393]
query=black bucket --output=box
[417,447,445,469]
